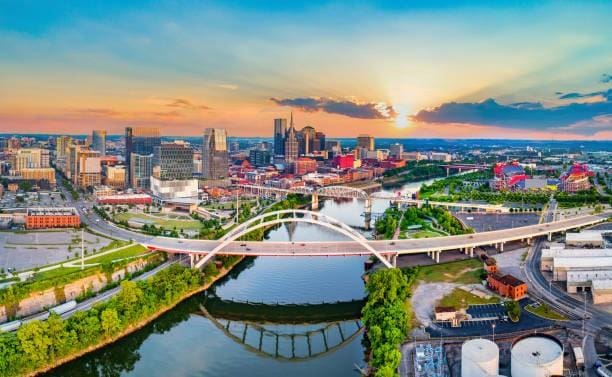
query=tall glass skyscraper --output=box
[273,118,287,156]
[202,128,228,180]
[92,130,107,156]
[284,114,298,163]
[125,127,160,187]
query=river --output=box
[44,177,441,377]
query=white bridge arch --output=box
[194,209,393,269]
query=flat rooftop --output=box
[542,249,612,259]
[26,207,78,216]
[565,231,605,243]
[567,269,612,283]
[554,257,612,269]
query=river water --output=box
[44,178,438,377]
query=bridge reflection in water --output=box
[198,294,364,361]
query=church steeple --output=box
[290,111,294,129]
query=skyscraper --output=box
[125,127,161,187]
[299,126,315,155]
[56,136,72,159]
[357,134,375,151]
[314,131,326,152]
[284,113,298,163]
[390,143,403,159]
[76,150,101,189]
[202,128,229,180]
[92,130,107,156]
[273,118,287,156]
[153,142,194,180]
[130,153,154,189]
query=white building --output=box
[150,176,198,203]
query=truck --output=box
[49,300,77,315]
[573,346,584,370]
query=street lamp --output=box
[492,323,496,342]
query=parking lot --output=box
[467,303,507,319]
[429,299,555,337]
[0,190,67,210]
[454,213,540,233]
[0,229,114,272]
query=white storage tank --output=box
[462,338,499,377]
[511,335,563,377]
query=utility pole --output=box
[81,228,84,270]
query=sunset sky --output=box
[0,1,611,139]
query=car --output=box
[240,243,247,247]
[246,247,251,251]
[390,242,395,246]
[300,243,305,246]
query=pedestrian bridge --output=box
[143,209,609,269]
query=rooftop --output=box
[554,257,612,269]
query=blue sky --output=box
[0,0,610,138]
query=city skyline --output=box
[0,1,611,140]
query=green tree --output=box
[100,308,121,338]
[16,321,52,366]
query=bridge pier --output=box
[364,197,372,230]
[446,167,450,177]
[547,232,552,242]
[435,250,440,263]
[311,192,319,211]
[190,254,194,268]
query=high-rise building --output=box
[105,165,126,190]
[11,148,48,174]
[299,126,315,155]
[92,130,107,156]
[390,143,403,159]
[314,131,326,152]
[76,150,101,189]
[125,127,161,187]
[284,114,299,164]
[274,118,287,156]
[56,136,72,159]
[249,149,271,167]
[153,143,193,180]
[202,128,229,180]
[130,153,154,189]
[65,144,82,180]
[357,134,375,151]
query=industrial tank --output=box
[461,338,499,377]
[511,334,563,377]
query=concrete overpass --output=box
[142,209,610,268]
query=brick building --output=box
[487,273,527,300]
[25,207,80,229]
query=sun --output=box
[394,104,409,129]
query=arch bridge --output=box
[193,209,394,269]
[198,304,363,361]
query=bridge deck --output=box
[144,213,608,257]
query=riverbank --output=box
[23,256,245,377]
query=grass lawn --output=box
[410,230,443,239]
[114,212,203,230]
[31,266,96,282]
[414,258,485,284]
[438,288,499,310]
[31,245,150,282]
[84,244,150,264]
[525,302,567,320]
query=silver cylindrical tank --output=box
[462,338,499,377]
[511,335,563,377]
